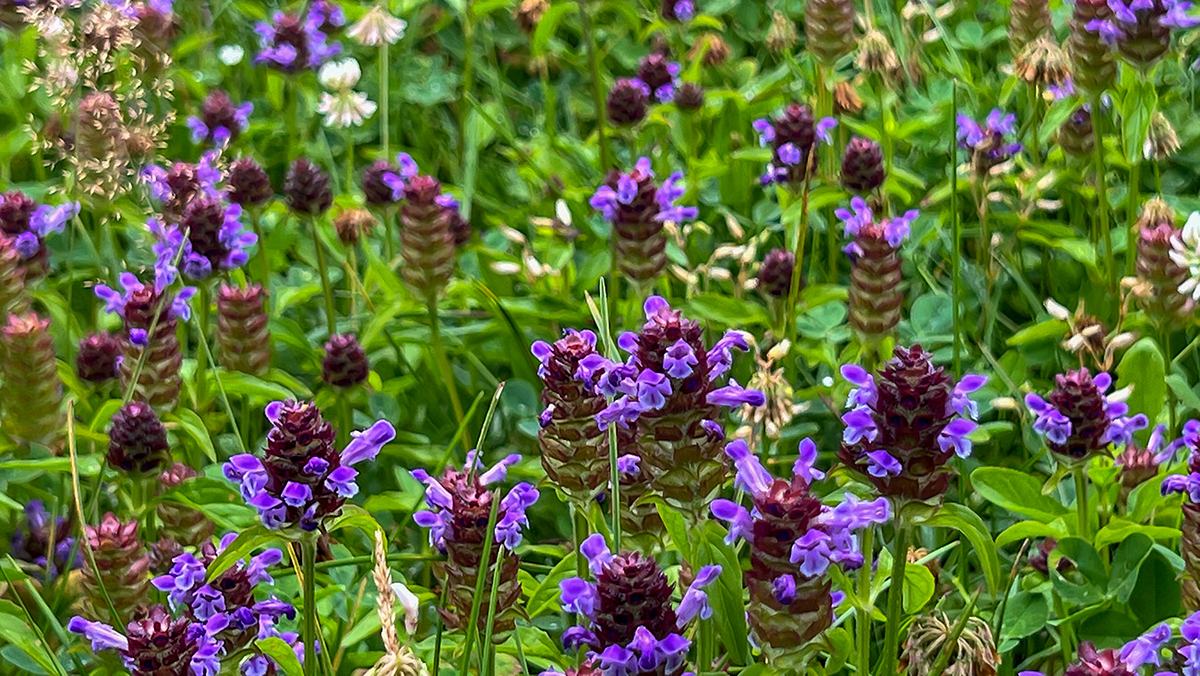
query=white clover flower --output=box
[317,90,377,128]
[217,44,244,66]
[348,4,407,46]
[319,58,363,91]
[1170,211,1200,301]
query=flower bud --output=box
[674,82,705,111]
[766,11,798,54]
[1135,198,1189,322]
[77,332,122,383]
[841,137,885,194]
[607,78,650,127]
[284,157,333,216]
[107,401,170,475]
[323,333,369,387]
[1058,107,1096,158]
[226,157,273,207]
[757,248,796,298]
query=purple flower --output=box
[726,439,774,496]
[560,577,598,618]
[958,108,1022,167]
[1119,623,1171,669]
[676,565,721,626]
[590,159,698,225]
[865,450,902,477]
[772,574,797,604]
[710,499,753,544]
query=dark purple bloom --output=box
[223,401,395,530]
[1025,369,1149,461]
[186,90,252,147]
[589,157,698,225]
[957,109,1022,171]
[412,452,539,552]
[753,104,838,185]
[254,10,341,72]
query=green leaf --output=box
[205,525,281,582]
[325,504,383,537]
[526,552,579,619]
[1166,374,1200,414]
[1006,318,1069,346]
[0,602,58,675]
[1108,533,1154,603]
[256,637,303,676]
[1000,592,1048,641]
[701,523,750,665]
[972,467,1068,523]
[1116,338,1167,424]
[686,294,770,328]
[996,519,1067,547]
[915,503,1002,593]
[655,501,694,562]
[903,563,936,613]
[1094,519,1180,550]
[531,2,578,56]
[168,408,217,463]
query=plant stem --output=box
[251,207,270,296]
[579,0,610,172]
[311,216,338,338]
[856,525,875,674]
[1091,94,1114,292]
[880,511,909,675]
[785,163,817,344]
[481,548,506,676]
[459,0,476,160]
[427,296,466,439]
[459,490,502,674]
[195,283,211,411]
[1127,159,1140,277]
[380,41,390,158]
[1073,464,1091,542]
[950,81,962,375]
[301,537,318,676]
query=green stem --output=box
[480,548,506,676]
[1091,94,1114,292]
[880,512,909,675]
[856,525,875,675]
[380,41,390,158]
[785,165,816,344]
[1126,159,1140,277]
[301,538,318,676]
[1074,464,1091,542]
[950,81,962,375]
[427,296,466,438]
[251,208,270,295]
[383,206,396,267]
[459,490,502,674]
[579,0,611,172]
[195,283,211,411]
[459,0,476,160]
[311,217,338,338]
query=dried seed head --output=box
[334,208,377,244]
[1144,111,1180,161]
[766,11,799,54]
[903,613,1000,676]
[857,29,900,77]
[515,0,549,33]
[693,33,730,66]
[1015,36,1073,89]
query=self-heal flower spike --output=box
[636,53,682,103]
[157,463,216,547]
[957,109,1023,174]
[284,157,333,216]
[223,400,395,531]
[1025,368,1148,462]
[254,10,340,72]
[1058,106,1096,158]
[1069,0,1118,92]
[216,283,271,376]
[757,248,796,298]
[1085,0,1199,69]
[588,297,762,518]
[95,272,192,410]
[0,190,78,279]
[226,157,274,207]
[69,607,222,676]
[186,89,251,146]
[1161,420,1200,609]
[805,0,856,64]
[0,313,65,447]
[661,0,695,21]
[399,174,458,300]
[839,345,987,501]
[754,103,837,185]
[0,234,28,320]
[559,533,717,675]
[606,78,650,126]
[411,454,539,639]
[323,333,369,387]
[79,513,152,619]
[838,197,917,343]
[590,159,697,285]
[151,533,295,660]
[841,136,885,194]
[151,192,257,280]
[711,439,889,657]
[76,332,122,384]
[10,500,79,581]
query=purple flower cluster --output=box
[842,364,984,473]
[10,500,80,581]
[1086,0,1199,46]
[835,196,919,258]
[635,53,683,103]
[561,296,762,431]
[412,452,540,551]
[1025,370,1149,458]
[186,94,252,147]
[0,191,79,263]
[559,533,719,674]
[223,401,396,531]
[1162,420,1200,501]
[149,533,299,672]
[752,106,838,185]
[956,109,1022,169]
[254,7,341,72]
[69,610,223,676]
[95,271,196,345]
[589,157,699,225]
[711,439,890,580]
[142,153,258,282]
[1022,620,1174,675]
[662,0,695,21]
